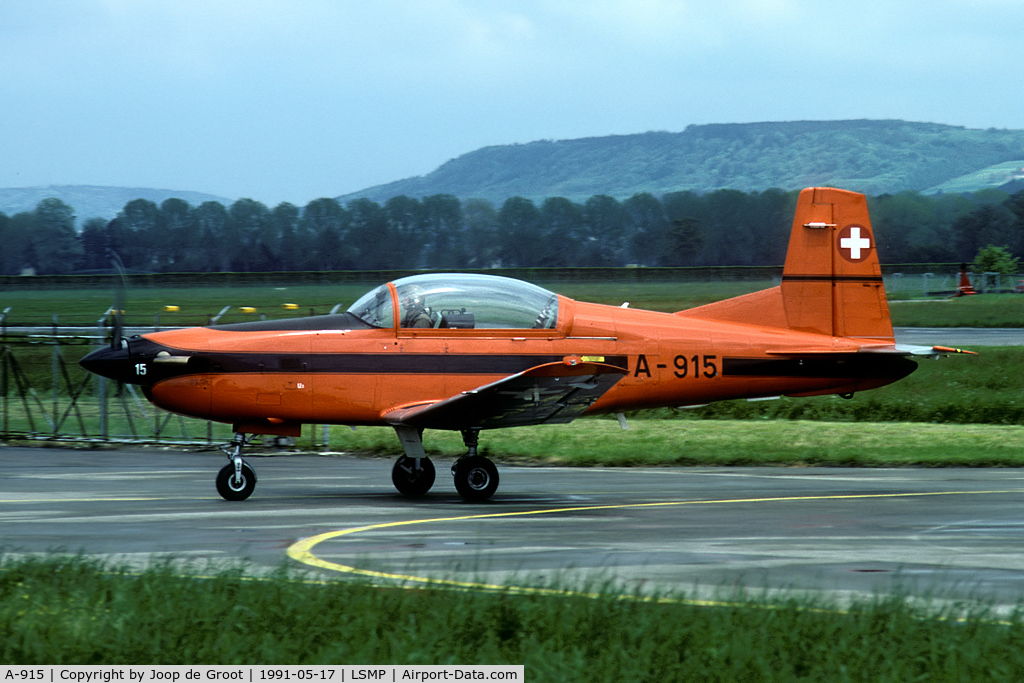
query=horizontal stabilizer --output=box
[860,344,977,357]
[767,343,976,358]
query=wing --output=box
[382,361,628,431]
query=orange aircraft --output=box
[80,187,970,502]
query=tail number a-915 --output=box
[633,354,718,379]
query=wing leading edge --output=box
[382,361,628,431]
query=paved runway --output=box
[3,445,1024,608]
[894,327,1023,346]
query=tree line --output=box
[1,188,1023,276]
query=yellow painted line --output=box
[0,496,187,504]
[288,488,1024,600]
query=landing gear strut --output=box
[452,429,499,502]
[216,433,257,501]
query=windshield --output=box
[347,273,559,330]
[346,283,394,328]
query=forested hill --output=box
[0,186,232,227]
[341,120,1024,203]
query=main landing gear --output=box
[216,433,257,501]
[451,429,499,502]
[391,426,499,502]
[213,428,500,502]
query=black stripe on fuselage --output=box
[193,353,629,377]
[723,355,916,380]
[130,338,629,379]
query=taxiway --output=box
[2,446,1024,607]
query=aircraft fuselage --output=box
[82,296,915,435]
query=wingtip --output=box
[931,345,978,356]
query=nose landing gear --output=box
[216,433,257,501]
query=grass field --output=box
[889,295,1024,328]
[2,279,1024,326]
[3,555,1023,680]
[2,280,770,327]
[314,419,1024,468]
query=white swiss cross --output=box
[839,226,871,261]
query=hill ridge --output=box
[340,119,1024,203]
[0,185,233,226]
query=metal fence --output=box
[0,330,345,448]
[0,332,230,445]
[884,271,1021,296]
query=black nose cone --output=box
[80,344,134,383]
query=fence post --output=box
[1,308,7,436]
[982,272,997,294]
[1,347,7,437]
[97,316,108,439]
[52,315,59,433]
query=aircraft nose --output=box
[80,343,134,383]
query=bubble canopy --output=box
[347,273,559,330]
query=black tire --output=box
[392,455,436,497]
[453,456,499,501]
[216,462,257,501]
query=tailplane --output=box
[677,187,894,341]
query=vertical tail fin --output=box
[676,187,894,342]
[782,187,893,340]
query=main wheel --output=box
[216,462,257,501]
[453,456,499,502]
[392,455,436,497]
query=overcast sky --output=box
[2,0,1022,206]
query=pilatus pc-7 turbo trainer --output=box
[81,188,970,502]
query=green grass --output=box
[1,285,377,327]
[889,295,1024,328]
[319,419,1024,468]
[2,555,1022,680]
[685,346,1024,425]
[1,281,769,326]
[5,279,1024,325]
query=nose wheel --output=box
[216,433,257,501]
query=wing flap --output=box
[382,361,627,430]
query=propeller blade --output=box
[108,251,127,349]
